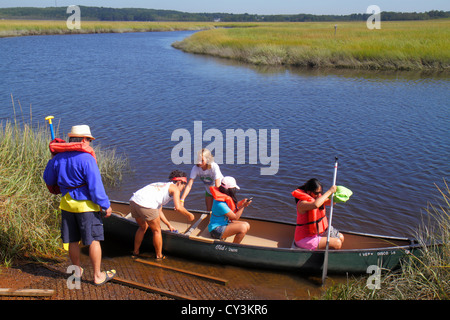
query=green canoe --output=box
[105,200,422,274]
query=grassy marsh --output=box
[323,182,449,300]
[0,19,240,37]
[173,20,450,71]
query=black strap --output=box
[296,215,325,227]
[66,183,87,190]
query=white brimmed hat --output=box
[221,176,240,189]
[68,125,95,140]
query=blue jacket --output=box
[43,151,110,210]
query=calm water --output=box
[1,31,449,239]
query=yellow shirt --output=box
[60,193,101,213]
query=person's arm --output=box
[43,159,57,186]
[212,163,223,188]
[84,155,111,212]
[225,199,252,221]
[159,207,175,231]
[170,184,195,221]
[180,178,194,206]
[297,186,336,213]
[181,166,197,206]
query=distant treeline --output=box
[0,6,449,22]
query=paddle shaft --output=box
[321,157,338,285]
[45,116,55,140]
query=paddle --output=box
[321,157,338,286]
[45,115,55,140]
[45,115,69,251]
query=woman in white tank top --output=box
[129,170,194,259]
[130,181,173,210]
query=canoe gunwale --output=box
[108,200,419,254]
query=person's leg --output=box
[68,242,81,268]
[339,232,345,244]
[79,211,110,284]
[62,211,83,276]
[205,193,213,212]
[89,240,104,283]
[222,221,250,244]
[148,216,163,258]
[317,226,344,250]
[318,235,343,250]
[133,217,148,256]
[90,239,116,285]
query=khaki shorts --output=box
[130,201,160,221]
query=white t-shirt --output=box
[130,182,172,209]
[190,163,223,194]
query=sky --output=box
[0,0,449,15]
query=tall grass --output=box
[0,103,128,265]
[323,181,449,300]
[0,19,233,38]
[173,20,450,71]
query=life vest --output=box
[292,189,328,237]
[49,138,97,162]
[209,186,236,212]
[46,138,97,194]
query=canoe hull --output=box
[105,200,419,274]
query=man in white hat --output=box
[44,125,116,285]
[67,124,96,140]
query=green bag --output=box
[330,186,353,203]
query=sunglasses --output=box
[311,190,323,196]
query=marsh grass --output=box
[0,19,233,37]
[173,20,450,71]
[0,101,128,265]
[323,181,450,300]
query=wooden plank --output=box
[0,288,54,297]
[184,213,209,235]
[135,258,228,285]
[188,235,215,244]
[111,276,196,300]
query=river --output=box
[1,30,448,240]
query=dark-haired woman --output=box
[292,178,344,250]
[130,170,195,259]
[208,176,251,244]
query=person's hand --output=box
[329,185,337,194]
[104,207,112,218]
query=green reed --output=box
[173,20,450,71]
[0,104,128,265]
[0,19,229,38]
[322,180,449,300]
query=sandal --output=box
[94,269,116,286]
[131,252,141,259]
[155,255,166,261]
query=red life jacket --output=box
[46,138,97,194]
[49,138,97,162]
[209,186,236,212]
[292,189,328,237]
